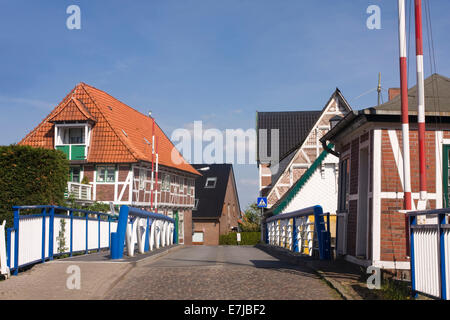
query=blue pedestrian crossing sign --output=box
[257,197,268,208]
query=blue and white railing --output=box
[265,205,332,260]
[110,206,176,259]
[6,205,118,275]
[408,208,450,300]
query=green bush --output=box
[0,145,69,227]
[219,232,261,245]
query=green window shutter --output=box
[71,145,85,160]
[56,146,70,159]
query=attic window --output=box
[107,106,113,111]
[205,177,217,188]
[198,166,210,171]
[194,199,199,210]
[122,129,128,137]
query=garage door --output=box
[192,232,204,245]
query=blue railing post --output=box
[108,215,111,249]
[41,208,46,263]
[292,218,298,252]
[70,210,73,257]
[13,208,19,275]
[439,213,447,300]
[410,214,417,297]
[6,228,11,269]
[98,214,101,252]
[144,218,150,252]
[48,207,55,260]
[85,212,89,254]
[111,205,129,259]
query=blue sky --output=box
[1,0,450,210]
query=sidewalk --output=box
[255,244,381,300]
[0,245,181,300]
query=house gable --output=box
[265,90,352,208]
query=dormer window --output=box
[205,177,217,188]
[54,123,91,161]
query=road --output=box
[105,246,340,300]
[0,245,341,300]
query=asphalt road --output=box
[105,245,341,300]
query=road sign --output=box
[236,233,241,243]
[257,197,268,208]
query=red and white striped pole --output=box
[398,0,412,211]
[150,118,155,210]
[154,136,159,212]
[415,0,427,201]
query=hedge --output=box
[0,145,69,227]
[219,232,261,245]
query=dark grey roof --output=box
[191,164,233,219]
[256,110,321,164]
[371,73,450,115]
[321,74,450,143]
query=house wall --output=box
[279,154,339,237]
[218,171,240,235]
[336,125,446,270]
[77,162,196,244]
[193,221,220,245]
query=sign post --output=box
[257,197,268,243]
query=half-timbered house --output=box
[320,74,450,277]
[19,82,200,244]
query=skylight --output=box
[122,129,128,137]
[205,177,217,188]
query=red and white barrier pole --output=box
[398,0,412,210]
[155,136,159,212]
[415,0,427,201]
[150,118,155,210]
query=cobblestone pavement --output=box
[105,246,341,300]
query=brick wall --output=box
[193,221,220,245]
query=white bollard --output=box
[126,218,138,257]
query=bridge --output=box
[0,205,340,300]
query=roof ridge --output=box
[79,83,139,162]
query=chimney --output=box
[388,88,401,101]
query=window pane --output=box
[106,167,115,182]
[98,167,106,182]
[70,167,80,183]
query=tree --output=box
[239,203,261,232]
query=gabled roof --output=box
[19,82,200,176]
[49,97,96,122]
[256,110,322,164]
[192,164,238,219]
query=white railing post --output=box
[0,221,9,278]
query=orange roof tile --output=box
[49,97,96,122]
[19,83,200,176]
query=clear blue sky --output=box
[1,0,450,210]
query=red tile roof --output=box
[19,83,200,176]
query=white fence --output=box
[3,205,176,276]
[409,209,450,300]
[6,206,119,275]
[67,182,92,201]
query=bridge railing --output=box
[110,206,176,259]
[6,205,118,275]
[408,208,450,300]
[265,205,332,260]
